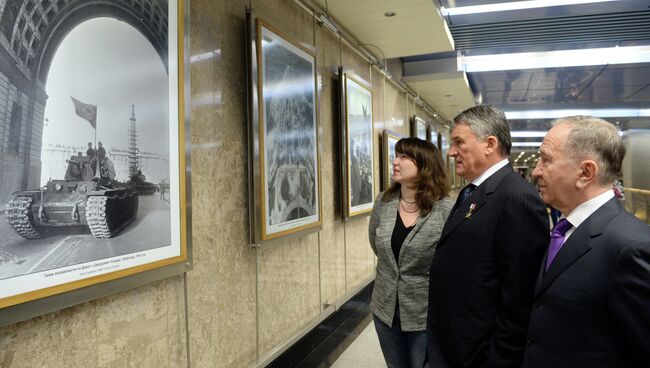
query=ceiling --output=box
[313,0,650,163]
[313,0,474,120]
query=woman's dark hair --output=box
[383,137,450,215]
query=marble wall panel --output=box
[95,281,169,366]
[341,41,371,84]
[383,78,408,136]
[257,233,321,356]
[344,216,374,291]
[0,257,184,368]
[0,307,76,367]
[165,276,188,368]
[372,67,385,196]
[316,25,346,307]
[188,1,258,367]
[406,94,415,126]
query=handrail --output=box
[622,187,650,225]
[623,187,650,195]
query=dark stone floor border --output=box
[267,281,374,368]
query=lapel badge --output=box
[465,203,476,219]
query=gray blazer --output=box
[369,192,454,331]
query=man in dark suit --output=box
[427,105,549,368]
[524,116,650,367]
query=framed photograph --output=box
[428,124,437,144]
[440,131,448,158]
[0,0,188,313]
[247,15,321,243]
[340,71,374,219]
[410,116,429,141]
[449,157,458,188]
[382,130,402,190]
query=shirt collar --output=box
[471,159,509,187]
[565,189,615,229]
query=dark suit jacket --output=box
[522,198,650,368]
[427,164,549,367]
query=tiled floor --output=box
[330,321,387,368]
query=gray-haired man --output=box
[427,105,549,367]
[524,116,650,367]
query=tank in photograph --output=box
[128,170,157,195]
[5,155,138,239]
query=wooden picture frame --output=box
[381,130,402,191]
[0,0,189,317]
[247,15,322,243]
[411,115,429,141]
[340,71,374,219]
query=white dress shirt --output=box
[561,189,615,243]
[472,158,509,187]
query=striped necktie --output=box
[459,184,476,203]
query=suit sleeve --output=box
[487,190,549,367]
[368,193,383,256]
[608,242,650,363]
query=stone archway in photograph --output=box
[0,0,168,201]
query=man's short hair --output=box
[552,116,626,185]
[453,105,512,156]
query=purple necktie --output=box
[545,218,573,271]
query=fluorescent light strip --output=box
[460,45,650,72]
[442,0,616,16]
[505,109,650,119]
[511,131,547,138]
[512,142,542,147]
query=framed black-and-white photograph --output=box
[341,71,374,219]
[382,130,402,190]
[247,15,321,243]
[0,0,189,313]
[440,130,448,159]
[411,116,428,141]
[449,157,458,188]
[428,124,437,145]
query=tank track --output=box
[5,196,41,238]
[86,193,138,238]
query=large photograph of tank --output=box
[0,0,175,299]
[344,73,374,218]
[259,21,320,239]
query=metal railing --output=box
[623,188,650,224]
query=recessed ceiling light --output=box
[384,11,396,17]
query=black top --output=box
[391,211,415,263]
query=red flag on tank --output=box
[70,96,97,129]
